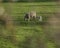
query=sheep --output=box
[36,16,43,22]
[24,11,36,21]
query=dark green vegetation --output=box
[2,0,57,2]
[0,2,60,48]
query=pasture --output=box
[0,2,60,48]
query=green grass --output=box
[0,2,59,48]
[3,2,60,17]
[2,2,59,22]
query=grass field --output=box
[3,2,60,16]
[0,2,60,48]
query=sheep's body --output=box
[24,11,36,21]
[24,13,30,21]
[38,16,42,22]
[30,11,36,19]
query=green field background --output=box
[0,2,60,48]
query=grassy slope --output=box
[0,2,59,48]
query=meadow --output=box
[0,2,60,48]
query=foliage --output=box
[2,0,57,2]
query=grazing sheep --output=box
[39,16,42,22]
[36,16,42,22]
[24,11,36,21]
[24,13,30,21]
[30,11,36,20]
